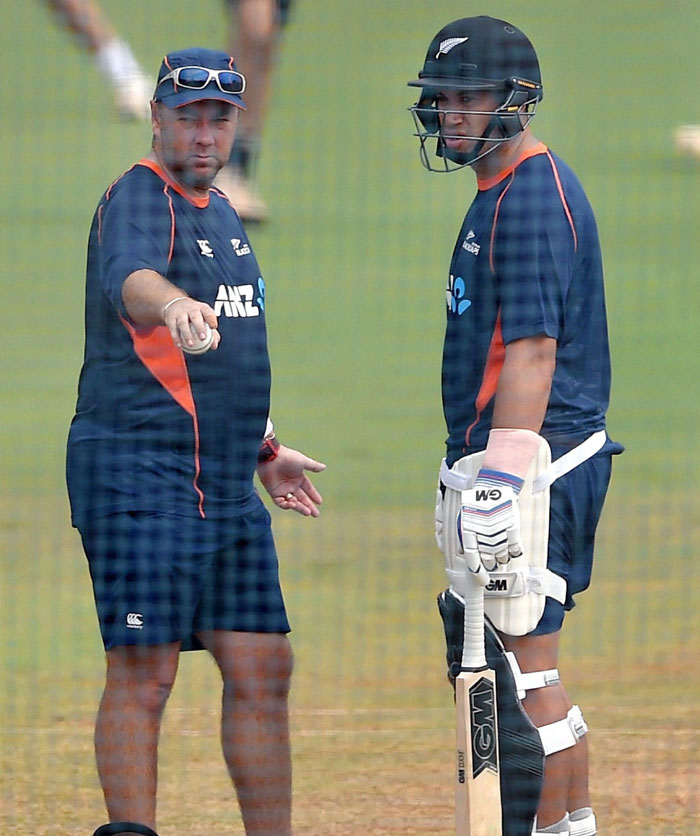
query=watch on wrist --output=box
[257,435,280,464]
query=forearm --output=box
[122,269,188,326]
[457,337,556,577]
[491,335,556,432]
[480,335,556,481]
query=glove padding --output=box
[460,484,523,577]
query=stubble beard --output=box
[175,157,223,192]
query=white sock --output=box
[569,807,597,836]
[534,813,569,834]
[96,38,142,82]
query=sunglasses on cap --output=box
[158,66,246,95]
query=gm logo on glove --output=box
[460,485,523,576]
[475,487,503,502]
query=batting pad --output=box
[439,437,562,636]
[438,589,544,836]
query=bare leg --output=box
[501,631,590,829]
[216,0,283,219]
[226,0,280,141]
[94,642,181,830]
[198,630,294,836]
[45,0,118,52]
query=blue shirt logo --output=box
[447,275,471,315]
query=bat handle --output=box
[461,574,487,671]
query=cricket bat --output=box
[455,575,502,835]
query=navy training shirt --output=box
[67,160,271,525]
[442,144,612,465]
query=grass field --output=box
[2,1,700,834]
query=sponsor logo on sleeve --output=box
[230,238,251,257]
[197,239,214,258]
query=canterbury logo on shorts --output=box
[126,612,144,629]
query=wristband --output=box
[162,296,189,318]
[473,467,525,494]
[257,435,280,464]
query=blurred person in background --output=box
[214,0,294,221]
[45,0,151,119]
[674,124,700,159]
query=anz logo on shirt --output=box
[446,274,471,316]
[214,278,266,317]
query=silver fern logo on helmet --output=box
[436,37,468,58]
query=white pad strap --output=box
[505,652,560,700]
[483,566,567,603]
[538,705,588,756]
[446,565,566,608]
[532,430,606,492]
[517,667,560,692]
[442,429,607,495]
[439,458,472,492]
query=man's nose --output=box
[443,108,464,127]
[195,121,215,144]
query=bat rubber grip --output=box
[461,575,487,670]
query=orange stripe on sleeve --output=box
[162,185,176,263]
[489,172,515,274]
[98,165,137,244]
[104,165,135,201]
[545,150,578,252]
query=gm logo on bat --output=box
[469,677,498,778]
[457,749,466,784]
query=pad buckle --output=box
[569,705,588,740]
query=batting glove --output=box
[460,468,524,574]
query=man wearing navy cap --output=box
[67,47,325,836]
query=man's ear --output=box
[150,100,161,139]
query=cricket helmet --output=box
[407,16,543,171]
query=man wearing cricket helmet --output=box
[408,16,622,836]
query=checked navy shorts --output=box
[79,498,290,651]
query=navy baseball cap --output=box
[153,48,246,110]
